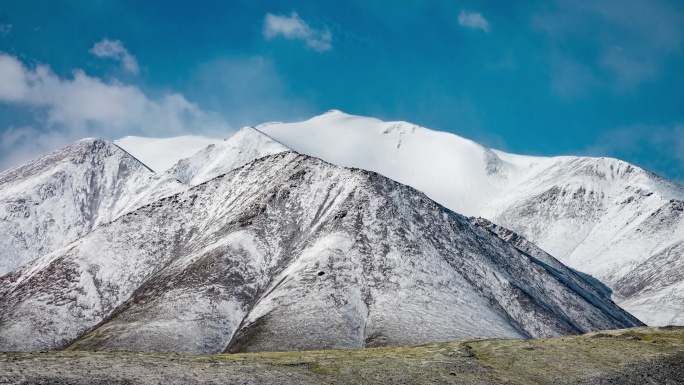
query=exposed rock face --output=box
[0,152,641,354]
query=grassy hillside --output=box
[1,326,683,384]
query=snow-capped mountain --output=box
[0,152,641,353]
[115,110,684,325]
[0,138,183,275]
[0,109,678,354]
[483,156,684,325]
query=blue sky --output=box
[0,0,683,182]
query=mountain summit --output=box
[0,138,182,275]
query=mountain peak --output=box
[323,108,344,115]
[167,126,290,185]
[308,109,361,122]
[1,137,126,185]
[236,125,261,133]
[0,137,174,275]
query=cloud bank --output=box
[0,53,229,171]
[458,11,491,32]
[89,39,140,74]
[263,12,332,51]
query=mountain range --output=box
[0,110,680,354]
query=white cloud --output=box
[89,39,140,74]
[263,12,332,52]
[0,55,28,101]
[0,53,230,171]
[458,11,491,33]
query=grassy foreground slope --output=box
[1,327,683,384]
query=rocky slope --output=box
[0,152,640,353]
[0,138,182,276]
[482,155,684,325]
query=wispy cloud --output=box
[0,126,75,171]
[549,54,598,99]
[0,53,229,171]
[584,123,684,183]
[263,12,332,52]
[89,39,140,74]
[533,0,684,94]
[187,56,314,128]
[458,11,491,33]
[0,23,11,37]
